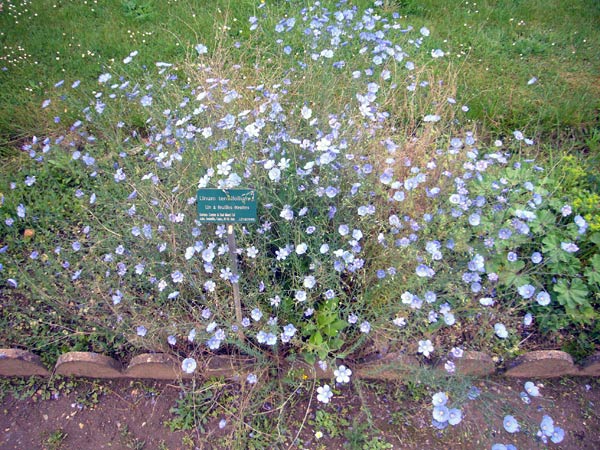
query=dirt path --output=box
[1,377,599,449]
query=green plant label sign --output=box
[197,188,257,223]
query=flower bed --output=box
[1,0,598,417]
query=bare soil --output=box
[1,376,599,450]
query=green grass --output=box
[389,0,600,136]
[0,0,261,146]
[1,0,598,148]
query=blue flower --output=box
[519,392,531,404]
[531,252,543,264]
[494,323,508,339]
[140,95,152,107]
[432,392,448,406]
[316,384,333,403]
[517,284,535,299]
[447,408,462,425]
[539,415,554,437]
[244,373,257,385]
[432,405,449,422]
[98,73,112,83]
[560,242,579,253]
[498,228,512,239]
[250,308,263,322]
[503,415,520,433]
[535,291,550,306]
[551,426,564,443]
[181,357,197,374]
[431,419,448,430]
[416,264,435,277]
[467,386,481,400]
[524,381,540,397]
[418,339,434,357]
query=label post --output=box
[197,188,257,339]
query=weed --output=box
[309,409,349,438]
[119,424,146,450]
[165,379,230,433]
[42,429,67,450]
[74,380,107,409]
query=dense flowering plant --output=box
[0,1,597,418]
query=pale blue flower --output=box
[432,405,449,422]
[316,384,333,403]
[518,284,535,299]
[181,357,197,374]
[251,308,263,322]
[432,392,448,406]
[423,114,441,122]
[246,373,258,384]
[468,213,481,226]
[536,291,550,306]
[280,205,294,221]
[539,415,554,437]
[561,205,572,216]
[296,242,308,254]
[418,339,434,357]
[494,323,508,338]
[447,408,462,425]
[416,264,435,277]
[551,426,564,443]
[520,392,531,404]
[524,381,540,397]
[503,415,520,433]
[282,324,297,338]
[334,365,352,384]
[561,242,579,253]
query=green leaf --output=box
[309,331,323,347]
[303,353,316,366]
[316,311,334,328]
[590,232,600,247]
[530,209,555,233]
[554,278,589,307]
[331,319,348,332]
[322,324,339,337]
[329,338,343,351]
[584,254,600,285]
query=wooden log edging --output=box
[1,348,599,380]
